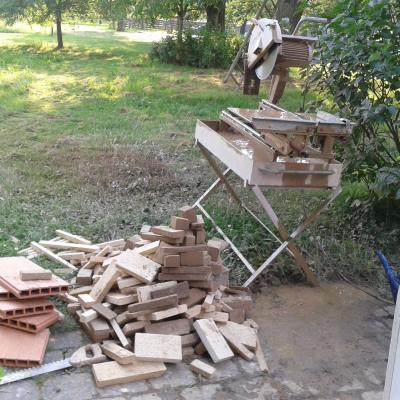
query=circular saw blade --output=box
[255,45,279,80]
[248,18,282,80]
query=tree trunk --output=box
[176,12,184,63]
[239,21,247,35]
[276,0,302,33]
[205,1,226,32]
[55,10,63,49]
[117,20,125,32]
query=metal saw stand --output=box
[193,144,341,287]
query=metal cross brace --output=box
[193,144,341,287]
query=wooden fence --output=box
[123,19,206,32]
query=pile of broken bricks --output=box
[0,257,68,367]
[4,205,268,388]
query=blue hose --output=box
[376,250,399,304]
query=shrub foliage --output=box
[151,28,243,69]
[310,0,400,204]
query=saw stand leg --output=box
[193,145,342,287]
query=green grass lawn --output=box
[0,24,394,295]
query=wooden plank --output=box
[122,320,149,336]
[115,251,160,284]
[185,305,202,319]
[106,292,137,306]
[55,229,92,245]
[150,281,189,300]
[202,293,215,310]
[57,251,87,261]
[70,286,92,296]
[76,268,93,285]
[136,281,177,302]
[162,245,208,255]
[20,267,52,281]
[170,216,190,231]
[189,280,219,291]
[151,226,185,239]
[219,328,254,361]
[255,337,269,373]
[145,318,191,335]
[101,342,136,365]
[131,240,160,256]
[117,276,141,290]
[89,264,121,303]
[149,304,187,321]
[161,266,211,274]
[180,288,207,307]
[128,294,178,313]
[199,311,229,323]
[217,321,257,350]
[89,318,110,336]
[158,272,211,282]
[180,251,204,266]
[39,241,100,253]
[80,309,98,324]
[135,333,182,363]
[193,319,234,363]
[78,293,97,308]
[110,319,130,348]
[30,242,77,271]
[163,255,181,268]
[178,206,197,223]
[92,303,116,321]
[92,360,166,387]
[97,239,126,249]
[190,359,216,378]
[181,333,199,347]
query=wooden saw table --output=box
[193,101,353,287]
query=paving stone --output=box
[98,398,125,400]
[337,378,365,392]
[0,380,39,400]
[308,386,320,395]
[363,368,381,386]
[48,330,86,351]
[43,350,64,364]
[99,380,148,397]
[210,359,240,381]
[361,391,384,400]
[237,359,261,375]
[149,363,197,389]
[129,394,162,400]
[181,384,221,400]
[374,308,389,319]
[383,305,395,316]
[282,380,304,395]
[42,372,96,400]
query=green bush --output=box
[151,29,243,69]
[309,0,400,215]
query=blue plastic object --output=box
[376,250,399,303]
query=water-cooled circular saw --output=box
[244,17,328,103]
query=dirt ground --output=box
[253,282,392,399]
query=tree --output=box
[0,0,94,49]
[203,0,226,32]
[126,0,198,60]
[276,0,302,32]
